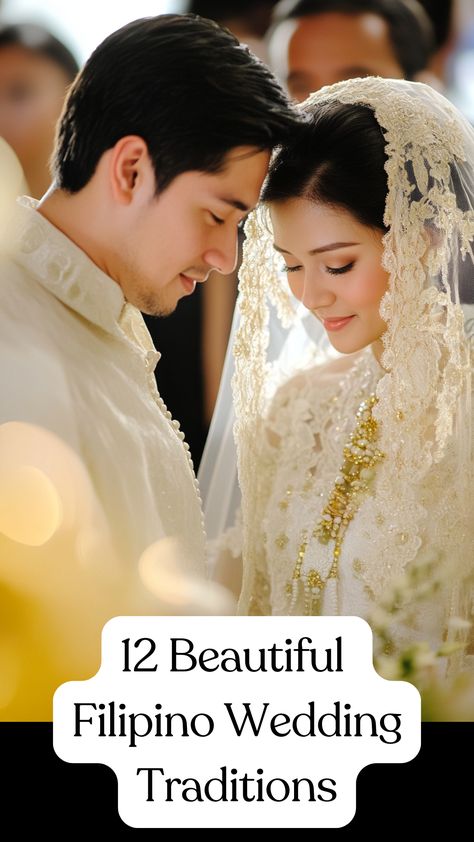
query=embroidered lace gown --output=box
[235,346,459,660]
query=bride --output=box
[200,77,474,677]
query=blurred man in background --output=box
[268,0,435,101]
[188,0,279,60]
[417,0,454,84]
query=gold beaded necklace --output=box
[286,393,384,615]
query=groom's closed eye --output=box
[208,212,225,225]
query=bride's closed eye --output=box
[326,262,355,275]
[281,261,355,275]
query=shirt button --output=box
[20,224,43,253]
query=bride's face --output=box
[269,198,389,357]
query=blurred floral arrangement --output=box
[368,545,474,721]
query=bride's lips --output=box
[321,315,355,331]
[179,273,197,294]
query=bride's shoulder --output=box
[307,351,365,385]
[264,351,366,446]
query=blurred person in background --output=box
[417,1,474,122]
[0,22,78,198]
[417,0,454,84]
[0,133,26,240]
[448,0,474,122]
[188,0,279,60]
[268,0,435,101]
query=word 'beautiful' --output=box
[169,636,343,672]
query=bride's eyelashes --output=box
[326,261,355,275]
[281,261,355,275]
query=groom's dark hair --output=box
[52,14,299,194]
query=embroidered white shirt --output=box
[0,197,206,572]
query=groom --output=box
[0,15,298,717]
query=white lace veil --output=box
[199,77,474,672]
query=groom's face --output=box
[117,146,270,316]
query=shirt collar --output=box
[8,196,160,368]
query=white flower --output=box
[436,641,465,657]
[412,647,437,669]
[369,606,392,630]
[447,617,472,632]
[375,655,402,680]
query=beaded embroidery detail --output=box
[286,393,384,614]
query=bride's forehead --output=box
[269,199,361,232]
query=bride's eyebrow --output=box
[273,242,359,255]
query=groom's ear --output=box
[108,135,154,205]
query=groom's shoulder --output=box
[0,257,79,446]
[0,251,54,319]
[0,254,65,366]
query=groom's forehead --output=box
[144,145,271,217]
[174,146,271,206]
[212,145,272,192]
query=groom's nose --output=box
[202,228,239,276]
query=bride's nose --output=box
[301,276,336,311]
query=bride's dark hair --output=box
[262,101,389,232]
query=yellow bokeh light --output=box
[0,465,63,546]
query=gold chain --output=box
[287,393,384,614]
